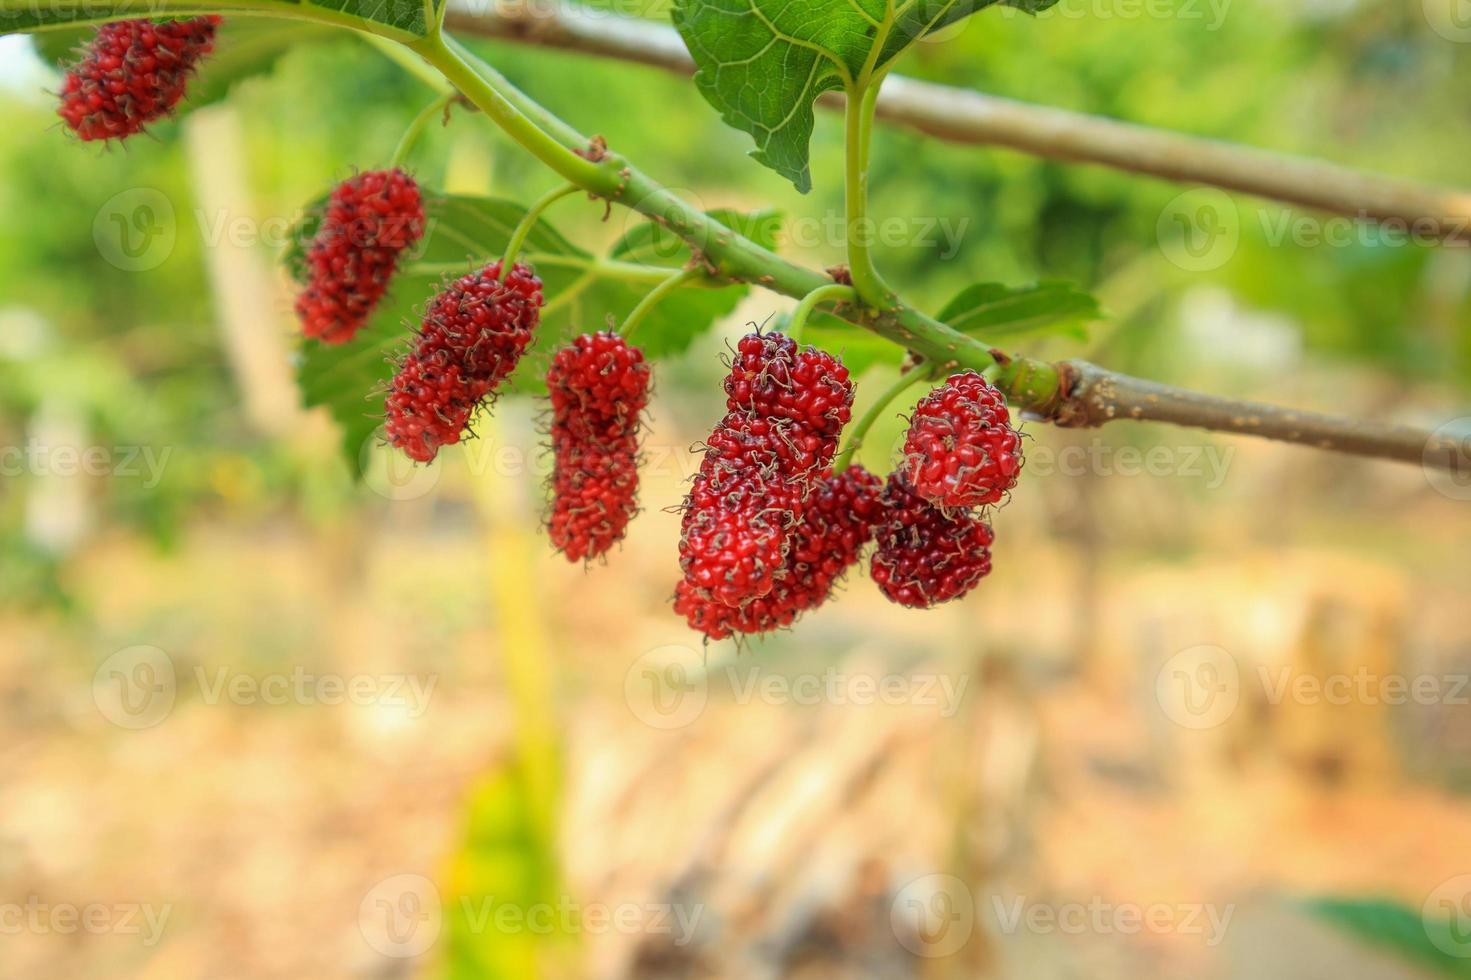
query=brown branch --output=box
[1052,360,1465,470]
[446,0,1471,243]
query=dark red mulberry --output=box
[676,465,884,639]
[58,17,221,142]
[870,472,994,609]
[384,261,542,463]
[296,169,426,345]
[903,371,1022,509]
[546,332,651,562]
[678,331,854,610]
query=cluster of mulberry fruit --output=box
[867,370,1021,610]
[58,17,221,142]
[676,332,862,636]
[675,464,883,639]
[295,169,427,345]
[384,261,543,463]
[546,332,651,562]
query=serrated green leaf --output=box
[1305,896,1471,978]
[937,279,1101,343]
[671,0,1058,191]
[31,19,331,108]
[3,0,437,41]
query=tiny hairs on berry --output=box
[58,17,222,142]
[677,330,855,613]
[546,332,652,562]
[384,260,544,464]
[903,370,1023,509]
[676,464,883,639]
[296,169,427,345]
[870,472,995,610]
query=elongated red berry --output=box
[58,17,221,142]
[547,332,651,562]
[870,472,994,609]
[384,261,542,463]
[296,169,426,344]
[903,371,1022,509]
[676,465,883,639]
[678,331,854,609]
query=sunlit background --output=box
[2,2,1471,976]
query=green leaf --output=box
[293,194,777,476]
[3,0,438,41]
[671,0,1058,191]
[1304,897,1471,978]
[30,19,332,107]
[937,279,1101,343]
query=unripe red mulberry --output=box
[903,371,1022,509]
[870,472,994,609]
[384,261,542,463]
[546,332,651,562]
[676,465,884,639]
[678,331,854,610]
[58,17,221,142]
[296,169,426,344]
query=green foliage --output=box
[671,0,1058,191]
[1304,896,1471,978]
[937,279,1101,343]
[442,759,566,979]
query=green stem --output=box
[408,32,607,189]
[844,79,896,310]
[833,365,934,474]
[390,90,458,169]
[787,283,858,347]
[408,30,1009,396]
[500,183,580,277]
[621,268,702,338]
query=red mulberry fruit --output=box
[546,332,651,562]
[870,472,994,609]
[58,17,221,142]
[903,371,1022,509]
[296,169,426,345]
[384,261,543,463]
[676,465,884,639]
[678,331,854,609]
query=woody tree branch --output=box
[445,0,1471,243]
[404,26,1465,472]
